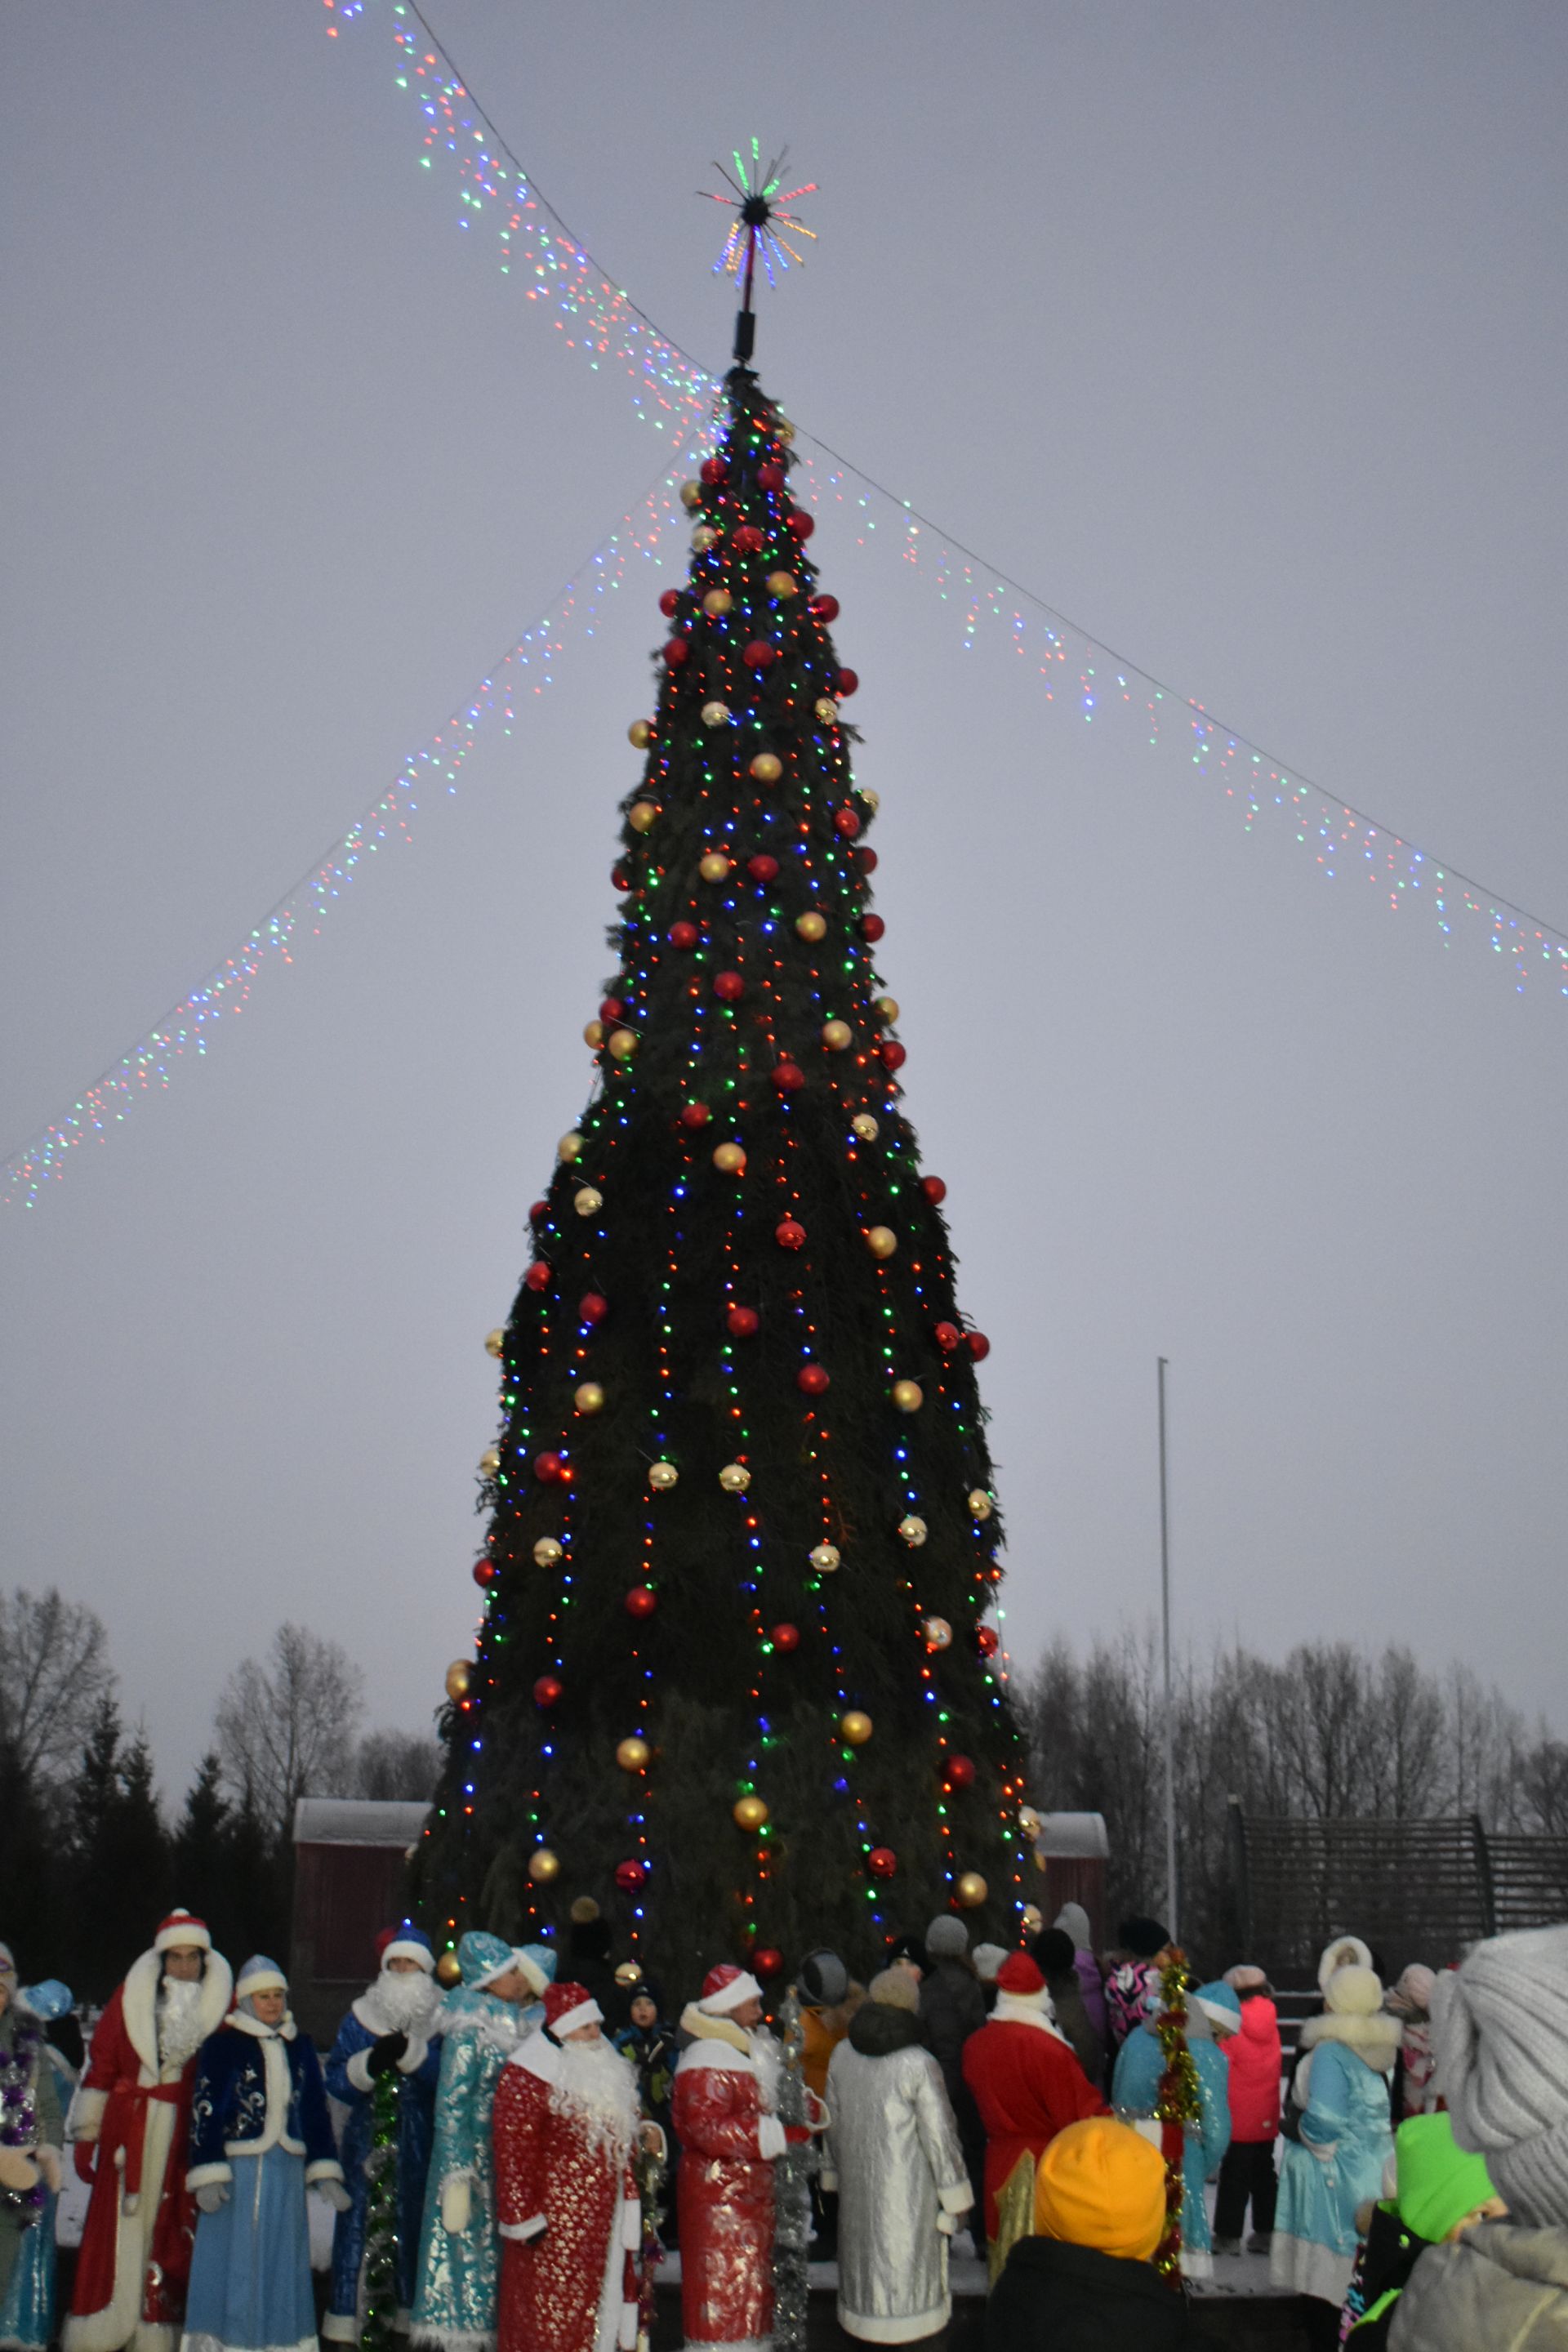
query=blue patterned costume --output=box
[323,1998,441,2337]
[1112,2005,1232,2274]
[408,1936,555,2352]
[0,1984,74,2352]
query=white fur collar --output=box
[121,1949,234,2078]
[1298,2008,1401,2073]
[678,2003,752,2056]
[230,2011,296,2042]
[991,1994,1067,2041]
[508,2030,560,2086]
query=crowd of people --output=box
[2,1904,1567,2352]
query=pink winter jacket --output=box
[1222,1994,1281,2142]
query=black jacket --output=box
[919,1957,987,2110]
[987,2238,1221,2352]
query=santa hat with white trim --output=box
[698,1962,763,2016]
[377,1922,435,1973]
[154,1909,212,1954]
[543,1980,602,2039]
[996,1951,1049,2009]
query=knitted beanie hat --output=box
[1435,1926,1568,2227]
[1393,2113,1496,2243]
[799,1949,850,2008]
[1034,2117,1167,2263]
[868,1967,920,2013]
[1118,1916,1169,1960]
[925,1915,970,1961]
[1054,1903,1092,1952]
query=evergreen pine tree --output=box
[413,361,1027,1995]
[0,1735,59,1971]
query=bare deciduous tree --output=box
[352,1730,441,1802]
[214,1624,365,1838]
[0,1587,116,1780]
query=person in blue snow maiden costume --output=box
[0,1976,75,2352]
[324,1925,443,2342]
[180,1956,346,2352]
[409,1933,555,2352]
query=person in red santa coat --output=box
[492,1980,652,2352]
[671,1964,804,2352]
[64,1910,234,2352]
[960,1949,1106,2279]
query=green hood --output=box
[1396,2112,1496,2243]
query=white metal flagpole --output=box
[1158,1356,1178,1939]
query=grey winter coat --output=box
[1390,2221,1568,2350]
[824,2002,973,2343]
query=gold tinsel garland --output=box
[1149,1949,1201,2283]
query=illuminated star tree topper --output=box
[701,140,817,364]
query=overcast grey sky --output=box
[4,2,1566,1801]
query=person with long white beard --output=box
[492,1982,650,2352]
[323,1925,444,2343]
[65,1911,234,2352]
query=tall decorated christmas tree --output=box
[412,167,1031,1996]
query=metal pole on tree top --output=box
[1158,1356,1178,1940]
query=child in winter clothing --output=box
[1336,2112,1500,2348]
[1214,1965,1281,2255]
[1386,1964,1439,2123]
[613,1977,677,2138]
[987,2116,1220,2350]
[1104,1916,1174,2054]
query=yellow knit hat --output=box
[1034,2118,1168,2264]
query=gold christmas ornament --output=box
[573,1186,603,1218]
[1019,1806,1042,1841]
[558,1133,582,1163]
[435,1949,463,1989]
[679,479,703,510]
[809,1542,841,1574]
[1020,1904,1044,1937]
[898,1515,929,1548]
[533,1537,564,1567]
[924,1615,953,1649]
[628,800,659,834]
[700,699,732,728]
[702,587,733,616]
[648,1460,679,1491]
[444,1660,472,1702]
[858,787,881,814]
[821,1019,853,1052]
[527,1848,561,1884]
[765,570,798,598]
[479,1447,501,1477]
[814,697,840,724]
[968,1488,994,1521]
[574,1381,605,1415]
[956,1872,988,1909]
[733,1795,769,1833]
[627,717,654,749]
[851,1113,880,1140]
[711,1141,747,1174]
[699,851,732,881]
[892,1379,924,1413]
[865,1226,898,1260]
[795,911,827,942]
[719,1463,751,1494]
[876,995,901,1022]
[691,524,719,552]
[484,1328,506,1358]
[583,1018,604,1049]
[616,1736,651,1773]
[614,1959,645,1987]
[840,1709,873,1747]
[750,751,783,784]
[777,419,796,443]
[608,1028,638,1062]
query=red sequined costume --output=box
[671,1968,787,2352]
[65,1912,234,2352]
[492,1984,642,2352]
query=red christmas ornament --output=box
[753,1946,785,1981]
[977,1626,1000,1659]
[770,1621,800,1653]
[880,1040,907,1072]
[472,1559,497,1590]
[786,508,815,541]
[658,588,681,618]
[746,853,779,883]
[579,1292,608,1325]
[533,1451,567,1485]
[797,1362,830,1396]
[743,640,777,670]
[524,1263,551,1294]
[775,1218,807,1251]
[533,1674,564,1708]
[922,1176,947,1205]
[679,1102,711,1129]
[772,1061,805,1094]
[809,594,840,623]
[836,668,860,697]
[756,462,785,492]
[859,913,885,943]
[529,1200,548,1223]
[669,920,699,950]
[599,996,624,1022]
[713,970,744,1002]
[944,1754,978,1789]
[867,1846,898,1882]
[933,1321,961,1353]
[700,456,728,486]
[662,638,689,667]
[614,1859,648,1892]
[834,805,862,839]
[733,523,764,554]
[611,863,631,893]
[856,845,878,874]
[967,1331,991,1361]
[727,1304,760,1339]
[625,1585,657,1620]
